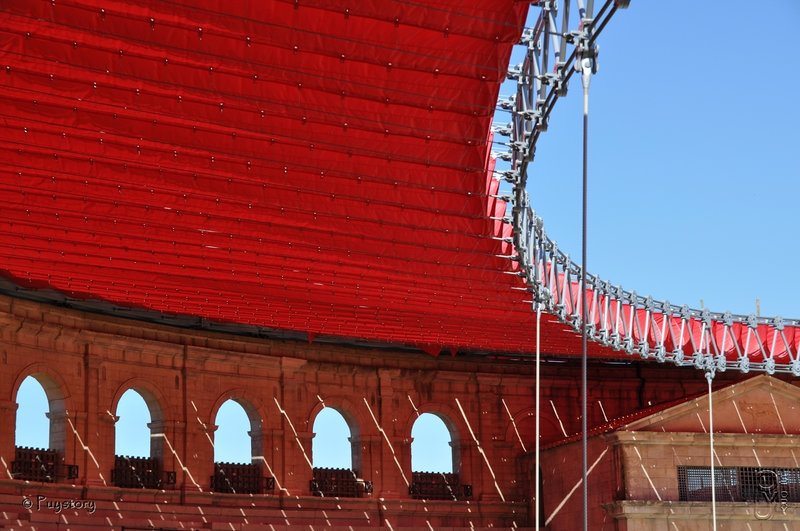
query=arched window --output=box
[15,376,49,449]
[115,389,151,458]
[12,373,71,483]
[312,407,352,469]
[409,413,467,500]
[214,399,253,464]
[411,412,453,473]
[310,407,367,498]
[15,374,66,452]
[211,398,268,495]
[112,387,170,489]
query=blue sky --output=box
[16,382,451,473]
[522,0,800,319]
[14,2,799,475]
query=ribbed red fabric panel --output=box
[0,0,617,356]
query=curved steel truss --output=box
[496,0,800,375]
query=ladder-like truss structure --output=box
[496,0,800,375]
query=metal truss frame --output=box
[495,0,800,376]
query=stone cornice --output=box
[606,430,800,448]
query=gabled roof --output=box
[541,375,800,450]
[623,374,800,435]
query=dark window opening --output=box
[678,466,800,503]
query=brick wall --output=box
[0,293,759,528]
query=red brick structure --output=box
[0,294,761,529]
[537,376,800,530]
[2,2,797,529]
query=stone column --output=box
[149,419,184,489]
[251,428,284,494]
[278,357,310,496]
[357,434,383,496]
[179,348,214,495]
[0,399,18,476]
[387,436,412,498]
[78,353,109,487]
[90,411,117,487]
[188,424,215,493]
[376,369,406,498]
[285,430,314,495]
[458,438,478,497]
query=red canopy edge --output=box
[0,0,627,358]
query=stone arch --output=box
[402,403,463,475]
[504,407,564,452]
[209,390,266,464]
[112,379,168,460]
[12,364,72,454]
[410,412,455,473]
[309,397,364,473]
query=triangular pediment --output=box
[622,375,800,434]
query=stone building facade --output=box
[0,293,773,529]
[539,375,800,530]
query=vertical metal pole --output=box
[707,370,717,530]
[580,59,591,531]
[579,1,595,525]
[535,302,541,529]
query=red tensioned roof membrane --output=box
[0,0,618,357]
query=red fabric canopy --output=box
[0,0,616,357]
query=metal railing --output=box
[211,462,274,495]
[112,455,176,489]
[409,471,472,501]
[310,467,372,498]
[495,0,799,375]
[11,446,78,482]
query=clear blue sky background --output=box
[522,0,800,320]
[16,383,451,472]
[14,2,799,472]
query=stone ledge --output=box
[605,499,800,523]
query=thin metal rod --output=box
[707,371,717,530]
[581,62,590,531]
[535,302,541,530]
